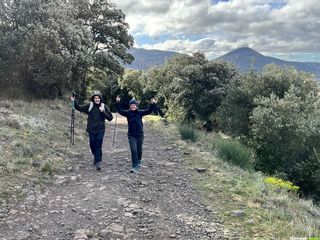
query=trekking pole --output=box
[112,97,119,147]
[70,91,76,145]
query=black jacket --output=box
[117,103,155,137]
[74,101,113,134]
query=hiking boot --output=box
[130,167,138,173]
[96,162,101,171]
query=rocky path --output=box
[0,116,224,240]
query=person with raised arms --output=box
[116,96,157,173]
[71,91,113,170]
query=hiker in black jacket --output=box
[116,96,157,173]
[71,91,113,170]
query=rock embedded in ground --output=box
[108,223,125,232]
[231,210,245,217]
[0,115,225,240]
[196,167,207,173]
[74,229,89,240]
[99,229,109,238]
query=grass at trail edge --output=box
[0,100,87,207]
[145,115,320,240]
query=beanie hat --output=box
[90,91,103,102]
[129,98,138,105]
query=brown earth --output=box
[0,115,224,240]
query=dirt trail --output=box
[0,115,224,240]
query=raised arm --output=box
[116,96,129,117]
[71,96,89,113]
[140,98,157,116]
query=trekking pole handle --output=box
[71,91,77,110]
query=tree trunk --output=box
[53,83,62,97]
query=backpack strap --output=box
[88,102,94,112]
[88,102,104,112]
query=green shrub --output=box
[215,138,254,169]
[264,177,300,192]
[250,88,320,200]
[291,153,320,201]
[145,115,161,123]
[178,124,198,142]
[41,161,55,175]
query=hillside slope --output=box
[218,47,320,79]
[125,47,320,80]
[125,47,181,70]
[0,100,87,207]
[0,101,319,239]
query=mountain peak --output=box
[124,47,320,80]
[218,47,320,79]
[223,47,262,57]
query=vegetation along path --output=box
[0,115,225,240]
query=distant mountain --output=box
[125,47,180,70]
[125,47,320,80]
[217,47,320,79]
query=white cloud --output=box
[141,38,220,58]
[112,0,320,60]
[113,0,210,36]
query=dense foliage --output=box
[138,52,237,129]
[1,0,319,200]
[138,59,320,200]
[0,0,133,99]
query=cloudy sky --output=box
[112,0,320,62]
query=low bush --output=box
[178,124,198,142]
[215,138,254,169]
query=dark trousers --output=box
[89,131,105,163]
[128,135,144,168]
